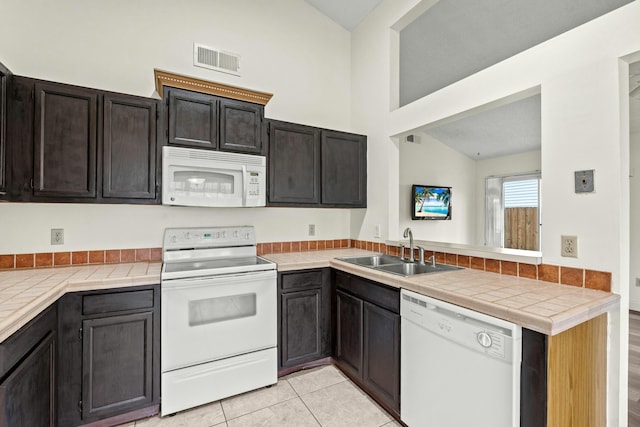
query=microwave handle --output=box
[242,165,248,206]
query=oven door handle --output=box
[161,270,276,288]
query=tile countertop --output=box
[0,262,161,342]
[262,249,620,336]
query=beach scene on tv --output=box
[414,186,451,218]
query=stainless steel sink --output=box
[377,262,461,276]
[338,254,403,267]
[337,255,462,276]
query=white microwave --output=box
[162,146,266,207]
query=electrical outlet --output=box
[374,224,381,238]
[561,235,577,258]
[51,228,64,245]
[308,224,315,237]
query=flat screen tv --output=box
[412,185,451,220]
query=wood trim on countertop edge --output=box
[547,313,607,427]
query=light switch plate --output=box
[575,170,594,193]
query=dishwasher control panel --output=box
[401,290,520,362]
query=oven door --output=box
[161,270,276,372]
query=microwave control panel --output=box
[247,172,262,198]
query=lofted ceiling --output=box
[307,0,638,156]
[304,0,383,31]
[421,94,541,160]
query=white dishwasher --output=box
[401,289,522,427]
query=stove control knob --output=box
[221,231,227,238]
[185,232,191,240]
[170,235,177,243]
[477,331,492,348]
[245,233,251,240]
[233,230,239,238]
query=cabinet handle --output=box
[29,178,34,190]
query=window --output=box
[485,174,540,250]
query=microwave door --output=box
[167,166,243,207]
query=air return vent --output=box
[193,43,241,76]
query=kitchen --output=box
[0,0,639,426]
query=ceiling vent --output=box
[193,43,241,76]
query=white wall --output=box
[352,1,640,425]
[398,133,475,244]
[473,150,541,246]
[631,130,640,311]
[0,0,355,249]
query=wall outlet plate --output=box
[308,224,315,237]
[561,235,577,258]
[575,170,594,193]
[51,228,64,245]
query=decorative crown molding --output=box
[154,69,273,106]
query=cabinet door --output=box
[81,311,153,421]
[0,332,55,427]
[34,81,98,198]
[281,289,323,367]
[335,290,363,379]
[103,93,157,200]
[268,120,320,205]
[167,88,217,149]
[219,98,264,154]
[321,130,366,207]
[0,62,8,195]
[363,301,400,414]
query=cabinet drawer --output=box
[281,270,324,291]
[83,289,154,315]
[335,271,399,314]
[0,304,57,379]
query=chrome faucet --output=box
[417,246,425,265]
[403,227,414,262]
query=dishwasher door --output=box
[400,289,521,427]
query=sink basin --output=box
[338,254,402,267]
[337,254,462,276]
[376,262,462,276]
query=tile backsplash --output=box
[0,239,611,292]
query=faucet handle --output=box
[416,246,425,265]
[400,244,406,261]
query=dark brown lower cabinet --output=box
[333,271,400,418]
[0,304,57,427]
[57,285,160,427]
[335,290,363,378]
[278,269,332,371]
[362,301,400,412]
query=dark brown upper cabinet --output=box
[267,120,367,208]
[102,93,157,200]
[167,87,218,150]
[219,98,264,154]
[268,120,321,205]
[34,81,98,199]
[321,130,367,207]
[7,76,159,204]
[164,86,265,155]
[0,62,9,197]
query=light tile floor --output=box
[117,365,401,427]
